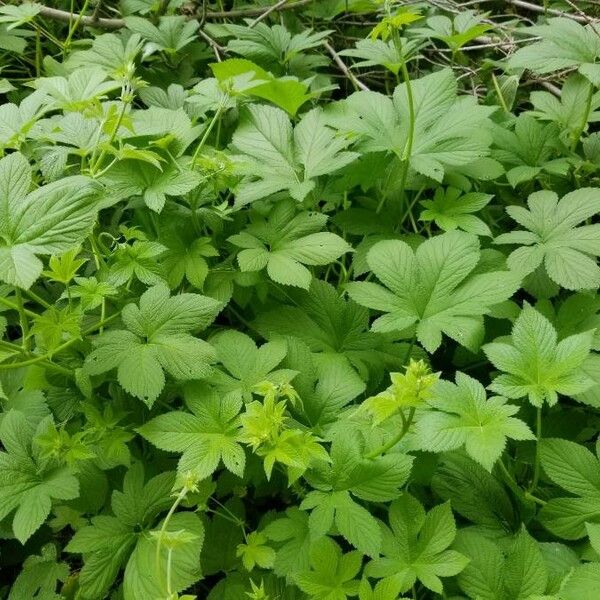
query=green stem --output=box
[191,103,226,166]
[496,459,521,497]
[156,487,187,595]
[571,82,593,150]
[25,289,51,309]
[391,23,416,210]
[524,491,547,506]
[365,406,416,459]
[529,406,543,493]
[0,313,118,372]
[0,295,37,318]
[166,549,173,596]
[63,0,91,54]
[89,93,131,176]
[14,289,30,351]
[376,30,414,215]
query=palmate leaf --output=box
[530,74,600,142]
[208,330,296,403]
[483,303,595,407]
[254,279,409,382]
[508,18,600,86]
[85,284,220,406]
[494,188,600,290]
[123,512,204,600]
[124,15,199,54]
[346,230,520,353]
[538,438,600,540]
[0,152,103,289]
[101,159,201,213]
[65,464,177,600]
[263,507,312,580]
[0,411,79,544]
[137,387,245,479]
[490,115,569,187]
[454,528,548,600]
[414,371,534,470]
[326,68,498,182]
[8,543,68,600]
[296,537,362,600]
[365,494,468,595]
[230,105,358,205]
[230,200,352,289]
[301,434,413,557]
[419,186,493,236]
[32,68,121,111]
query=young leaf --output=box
[296,537,362,600]
[0,411,79,544]
[484,303,595,407]
[414,371,534,470]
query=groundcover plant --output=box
[2,0,600,598]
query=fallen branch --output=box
[505,0,598,24]
[38,5,123,29]
[35,0,314,30]
[323,41,370,92]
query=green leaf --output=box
[365,494,468,594]
[66,464,174,600]
[432,453,519,532]
[138,391,245,479]
[0,152,103,289]
[125,15,198,53]
[85,284,220,406]
[419,186,493,236]
[455,528,548,600]
[347,231,520,353]
[101,160,201,213]
[296,537,362,600]
[123,512,204,600]
[236,531,276,571]
[538,438,600,540]
[494,188,600,290]
[8,543,68,600]
[491,115,568,187]
[414,371,534,470]
[231,200,352,289]
[263,507,312,579]
[208,330,294,402]
[327,68,497,182]
[0,411,79,544]
[508,18,600,85]
[484,303,595,407]
[231,105,358,205]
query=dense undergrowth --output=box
[2,0,600,598]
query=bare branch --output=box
[323,41,370,92]
[33,0,315,31]
[505,0,599,24]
